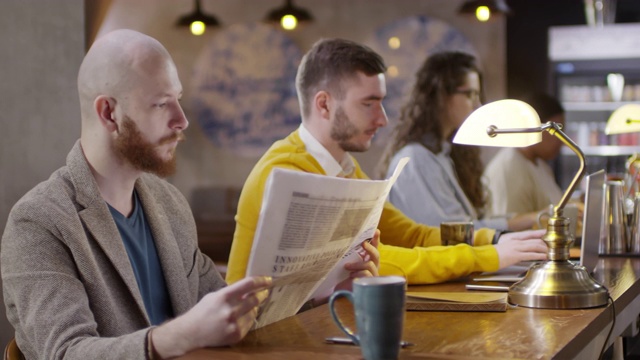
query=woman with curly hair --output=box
[378,51,537,231]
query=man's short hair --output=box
[295,38,386,118]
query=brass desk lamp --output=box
[453,99,608,309]
[605,104,640,135]
[605,103,640,222]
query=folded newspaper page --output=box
[246,157,409,328]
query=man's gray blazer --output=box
[1,141,225,359]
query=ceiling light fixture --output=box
[265,0,313,31]
[458,0,511,22]
[176,0,220,36]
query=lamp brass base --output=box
[508,260,608,309]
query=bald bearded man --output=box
[1,29,271,359]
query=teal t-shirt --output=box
[108,191,173,325]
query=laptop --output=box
[579,169,606,271]
[471,169,605,285]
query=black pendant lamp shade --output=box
[265,0,313,25]
[176,0,220,28]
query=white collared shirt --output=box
[298,124,355,177]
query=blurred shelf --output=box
[561,146,640,156]
[562,101,640,111]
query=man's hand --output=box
[335,229,381,292]
[495,229,548,268]
[151,276,272,357]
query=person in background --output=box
[226,39,547,289]
[378,51,539,231]
[1,29,271,359]
[484,92,565,216]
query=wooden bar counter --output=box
[178,256,640,359]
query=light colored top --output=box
[484,148,563,215]
[387,141,508,229]
[226,128,499,286]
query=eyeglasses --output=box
[454,89,481,101]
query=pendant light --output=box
[458,0,511,22]
[176,0,220,36]
[265,0,313,31]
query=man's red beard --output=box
[113,115,185,178]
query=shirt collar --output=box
[298,124,355,177]
[421,133,451,156]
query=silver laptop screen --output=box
[580,169,605,274]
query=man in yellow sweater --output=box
[227,38,547,288]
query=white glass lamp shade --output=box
[605,104,640,135]
[453,99,542,147]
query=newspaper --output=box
[246,157,409,328]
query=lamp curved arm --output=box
[546,122,585,216]
[487,121,583,214]
[487,122,554,136]
[488,121,584,214]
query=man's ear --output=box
[314,91,332,121]
[95,95,118,132]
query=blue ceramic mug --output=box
[329,276,406,360]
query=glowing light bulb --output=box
[476,6,491,22]
[281,15,298,30]
[190,21,205,36]
[388,37,401,49]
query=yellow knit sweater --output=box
[226,130,499,285]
